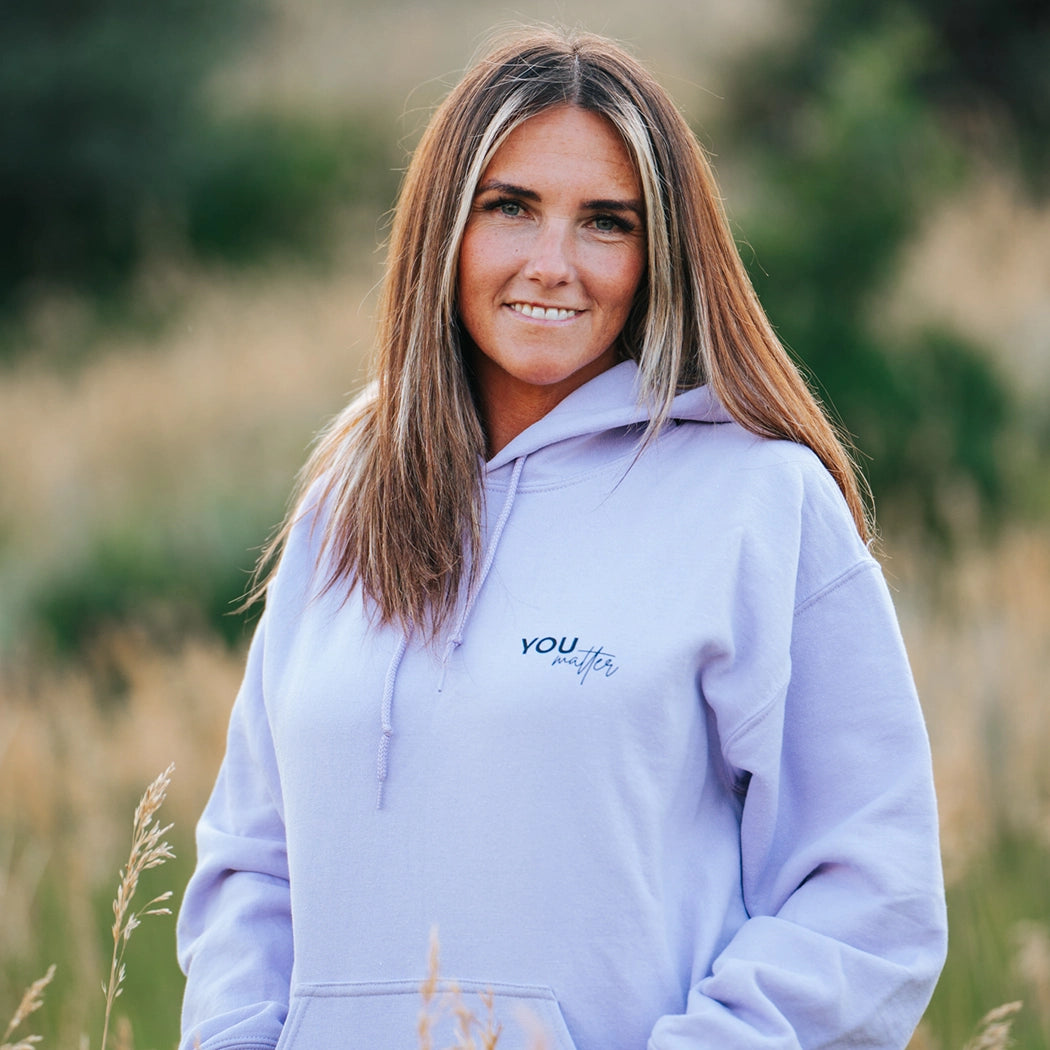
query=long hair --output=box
[251,27,872,637]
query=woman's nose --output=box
[521,220,575,286]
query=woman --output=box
[177,28,947,1050]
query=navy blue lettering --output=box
[522,634,621,684]
[551,646,620,684]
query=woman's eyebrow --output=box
[584,198,644,217]
[474,179,540,201]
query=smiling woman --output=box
[459,106,647,454]
[176,26,947,1050]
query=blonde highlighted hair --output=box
[252,27,871,636]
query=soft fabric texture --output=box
[177,360,947,1050]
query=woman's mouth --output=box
[508,302,579,320]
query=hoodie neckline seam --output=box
[483,447,642,493]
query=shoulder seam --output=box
[719,557,879,762]
[719,667,789,759]
[794,558,877,617]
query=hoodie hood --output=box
[485,359,733,473]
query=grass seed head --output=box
[100,765,176,1050]
[963,1001,1024,1050]
[1,964,56,1050]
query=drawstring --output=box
[375,455,527,807]
[376,632,408,809]
[438,456,526,691]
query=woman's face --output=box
[458,105,647,445]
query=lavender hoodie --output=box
[177,361,947,1050]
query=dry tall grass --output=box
[2,964,54,1050]
[961,1003,1025,1050]
[892,529,1050,883]
[0,257,377,654]
[1,767,175,1050]
[2,525,1048,1045]
[100,764,175,1050]
[419,931,507,1050]
[0,634,235,1047]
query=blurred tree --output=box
[907,0,1050,186]
[722,0,1047,540]
[0,0,397,335]
[0,0,255,301]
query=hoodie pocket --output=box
[275,978,579,1050]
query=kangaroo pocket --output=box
[276,978,579,1050]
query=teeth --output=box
[511,302,577,320]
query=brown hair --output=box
[251,27,871,637]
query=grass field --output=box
[3,530,1049,1048]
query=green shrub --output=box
[0,0,398,346]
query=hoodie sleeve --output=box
[176,609,292,1050]
[649,551,948,1050]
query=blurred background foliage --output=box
[0,0,398,329]
[0,0,1046,659]
[1,1,1050,1047]
[720,0,1049,540]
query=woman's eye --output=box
[593,214,632,233]
[498,200,523,217]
